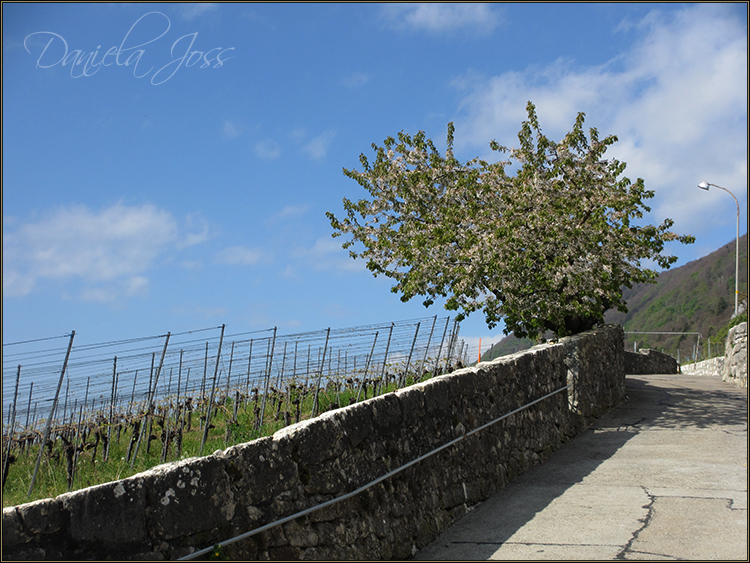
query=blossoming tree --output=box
[327,102,695,341]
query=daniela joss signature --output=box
[23,11,234,85]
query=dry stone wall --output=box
[680,356,724,377]
[564,327,626,417]
[723,322,747,388]
[3,325,626,561]
[676,322,747,387]
[624,348,679,375]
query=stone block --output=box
[223,436,298,506]
[303,452,349,496]
[2,506,28,547]
[7,497,66,542]
[422,376,452,413]
[60,476,148,551]
[394,385,425,429]
[142,455,236,541]
[369,393,402,433]
[723,322,748,387]
[335,400,374,450]
[274,409,346,464]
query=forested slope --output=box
[482,234,747,361]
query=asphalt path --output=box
[415,374,748,560]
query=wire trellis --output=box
[3,316,470,442]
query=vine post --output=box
[28,330,75,498]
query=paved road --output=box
[415,374,748,560]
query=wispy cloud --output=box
[3,203,205,300]
[173,304,228,319]
[81,276,150,303]
[302,131,336,160]
[324,303,353,320]
[302,236,364,273]
[343,71,369,88]
[451,3,747,238]
[216,245,263,266]
[179,214,210,248]
[180,260,203,270]
[180,3,218,21]
[382,3,502,34]
[223,119,242,138]
[255,139,281,159]
[274,205,310,220]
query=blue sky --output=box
[3,2,748,358]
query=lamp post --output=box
[698,181,740,316]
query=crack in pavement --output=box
[624,549,687,560]
[615,488,747,560]
[448,541,623,547]
[726,497,747,511]
[616,485,656,560]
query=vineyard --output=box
[2,315,471,508]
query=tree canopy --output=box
[327,102,695,341]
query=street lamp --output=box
[698,181,740,316]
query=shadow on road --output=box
[414,374,748,560]
[621,374,747,431]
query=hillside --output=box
[482,234,748,362]
[607,233,747,356]
[482,335,535,360]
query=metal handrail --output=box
[179,383,570,560]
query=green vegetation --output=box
[484,234,747,362]
[705,310,748,360]
[610,233,747,360]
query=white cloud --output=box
[451,4,747,243]
[302,131,336,160]
[382,3,502,34]
[255,139,281,159]
[216,246,263,266]
[3,203,200,300]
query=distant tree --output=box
[327,102,695,341]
